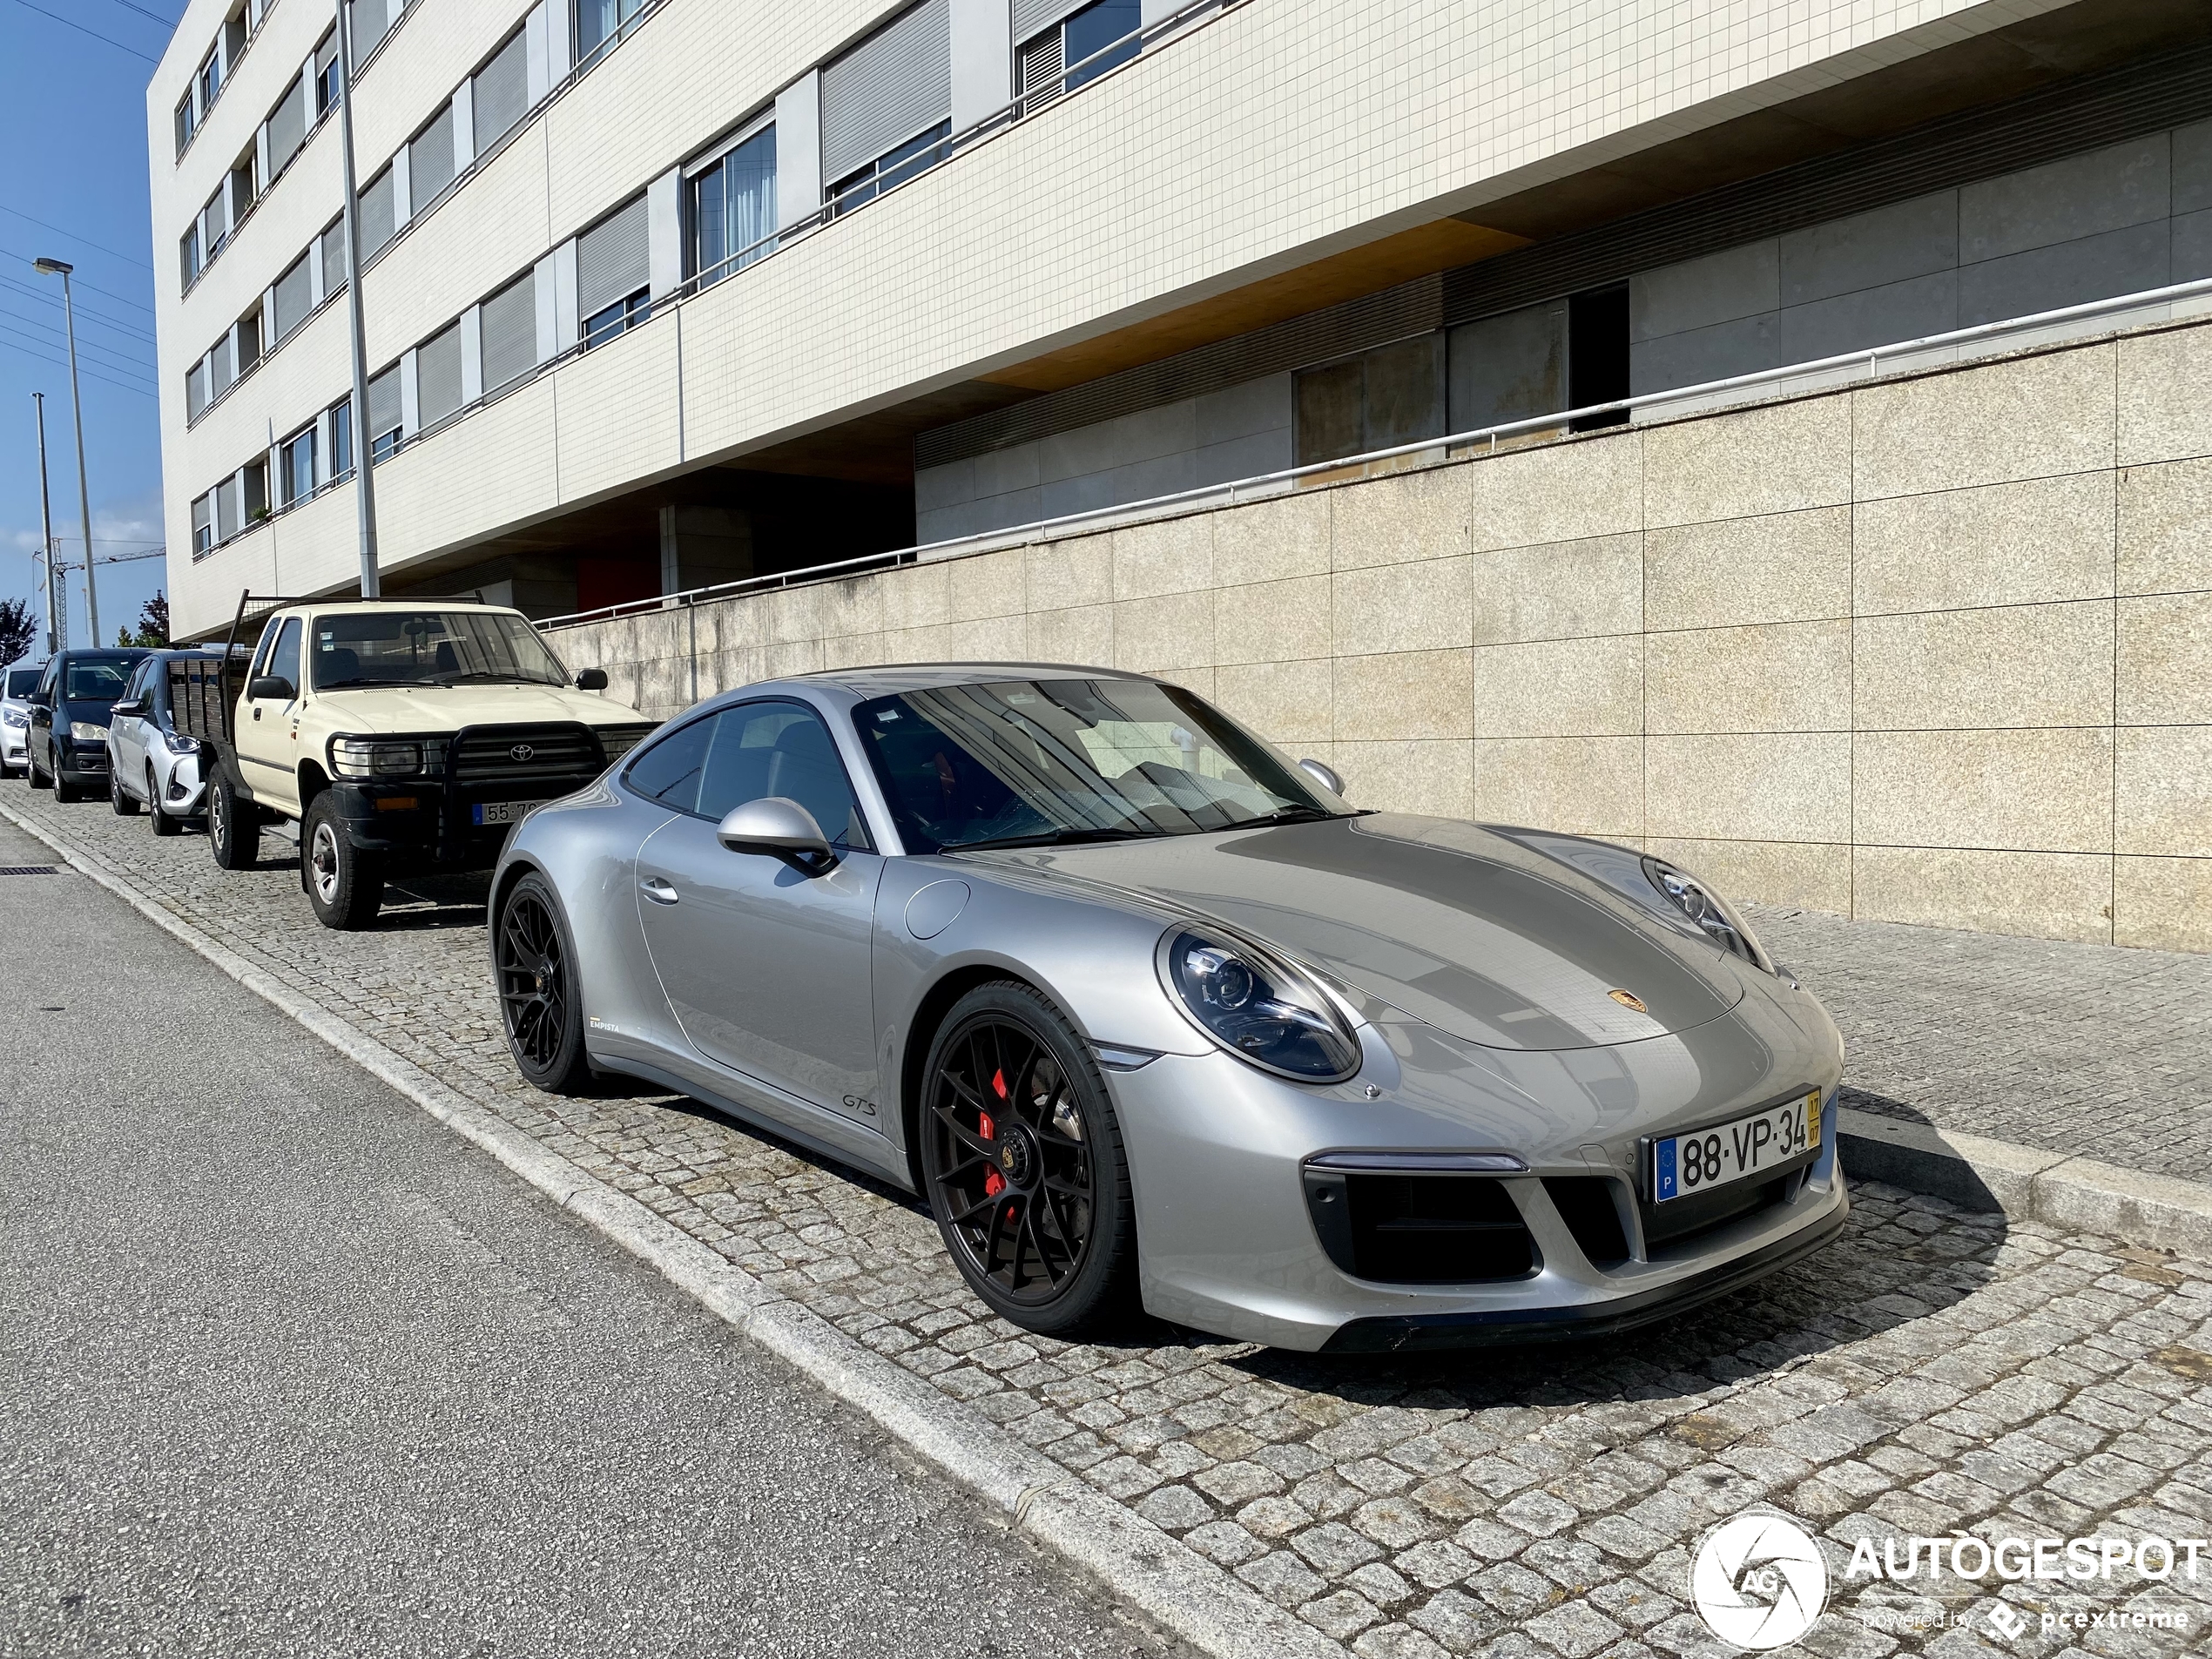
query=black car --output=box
[26,648,152,802]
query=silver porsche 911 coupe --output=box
[489,663,1847,1352]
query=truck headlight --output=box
[332,737,425,778]
[1642,857,1771,970]
[1160,925,1361,1082]
[71,721,108,743]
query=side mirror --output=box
[717,796,837,872]
[248,675,295,701]
[1298,758,1345,797]
[574,667,609,691]
[112,698,149,718]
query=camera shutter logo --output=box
[1690,1513,1828,1649]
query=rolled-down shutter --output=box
[473,28,529,154]
[1013,0,1089,44]
[417,321,464,428]
[320,220,347,295]
[268,75,307,173]
[410,104,456,206]
[479,269,537,390]
[272,251,313,341]
[820,0,949,184]
[576,196,650,321]
[366,364,401,444]
[360,168,395,255]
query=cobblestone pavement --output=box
[10,781,2212,1659]
[1747,905,2212,1183]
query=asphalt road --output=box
[0,816,1184,1659]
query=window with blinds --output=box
[366,365,402,458]
[1017,30,1062,104]
[320,219,347,297]
[351,0,393,65]
[577,0,644,68]
[410,104,456,208]
[692,125,777,283]
[215,475,241,542]
[281,426,316,506]
[820,0,949,185]
[479,268,537,392]
[417,321,464,429]
[185,359,210,421]
[192,495,212,556]
[360,167,395,257]
[273,252,314,343]
[267,74,307,175]
[314,28,340,115]
[1018,0,1137,101]
[473,27,529,155]
[577,195,650,341]
[211,339,235,398]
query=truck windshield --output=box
[309,610,570,691]
[64,658,138,703]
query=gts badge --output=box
[843,1095,879,1117]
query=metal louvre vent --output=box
[450,724,603,787]
[577,196,651,320]
[1018,30,1063,101]
[820,0,950,184]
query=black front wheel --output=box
[495,872,594,1095]
[207,774,257,869]
[920,982,1137,1338]
[149,767,180,837]
[302,793,385,930]
[27,747,50,790]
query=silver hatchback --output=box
[105,651,213,833]
[490,664,1846,1352]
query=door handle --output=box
[639,876,679,906]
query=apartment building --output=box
[151,0,2212,639]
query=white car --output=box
[2,662,42,778]
[106,650,218,833]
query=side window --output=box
[624,714,716,815]
[125,659,153,703]
[267,619,303,694]
[250,617,285,677]
[698,702,871,849]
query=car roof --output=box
[791,661,1156,697]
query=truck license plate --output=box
[1652,1090,1820,1203]
[472,799,547,826]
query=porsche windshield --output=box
[309,610,569,691]
[853,678,1342,853]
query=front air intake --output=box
[1304,1170,1536,1285]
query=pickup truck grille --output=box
[449,724,604,788]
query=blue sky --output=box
[0,0,179,656]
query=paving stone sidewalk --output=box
[10,784,2212,1659]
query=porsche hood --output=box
[973,814,1752,1052]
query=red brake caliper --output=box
[981,1067,1006,1197]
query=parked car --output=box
[489,664,1847,1352]
[2,662,43,778]
[106,649,226,833]
[25,648,152,802]
[173,594,654,928]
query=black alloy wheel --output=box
[921,982,1136,1336]
[148,766,179,836]
[110,765,140,815]
[495,873,593,1095]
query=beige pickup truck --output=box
[175,595,655,929]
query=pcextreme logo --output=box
[1690,1512,1829,1649]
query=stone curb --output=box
[1838,1108,2212,1261]
[0,799,1341,1659]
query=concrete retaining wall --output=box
[548,314,2212,953]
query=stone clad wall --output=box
[549,316,2212,953]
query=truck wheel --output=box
[149,767,180,837]
[207,776,258,869]
[495,872,595,1095]
[110,765,141,816]
[303,793,384,930]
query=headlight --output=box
[1642,857,1771,970]
[168,732,201,753]
[2,707,26,728]
[1161,925,1361,1082]
[332,737,425,778]
[71,721,108,743]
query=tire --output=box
[919,981,1138,1338]
[148,766,180,837]
[302,792,384,930]
[53,769,84,804]
[494,872,595,1096]
[110,764,140,815]
[27,747,50,790]
[206,773,258,870]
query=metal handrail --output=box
[534,273,2212,632]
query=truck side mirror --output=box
[717,797,837,873]
[249,675,295,701]
[575,667,609,691]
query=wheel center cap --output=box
[995,1123,1037,1187]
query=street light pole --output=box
[33,258,101,644]
[32,392,63,653]
[334,0,381,597]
